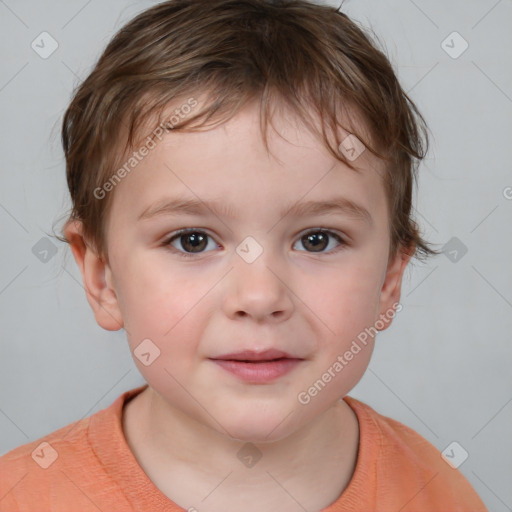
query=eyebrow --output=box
[138,195,372,225]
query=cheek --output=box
[300,267,381,405]
[113,255,204,340]
[314,260,384,341]
[116,261,210,388]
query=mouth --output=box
[209,349,304,383]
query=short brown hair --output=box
[59,0,436,261]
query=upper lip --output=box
[210,349,301,361]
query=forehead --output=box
[105,100,388,231]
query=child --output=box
[0,0,488,510]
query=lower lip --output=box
[211,358,302,383]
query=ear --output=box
[376,246,412,331]
[64,220,124,331]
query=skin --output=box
[65,99,410,511]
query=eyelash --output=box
[162,228,348,259]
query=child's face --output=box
[87,101,408,441]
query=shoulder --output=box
[0,410,91,467]
[0,387,143,512]
[343,396,488,512]
[0,415,93,511]
[347,396,440,466]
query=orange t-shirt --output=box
[0,385,487,511]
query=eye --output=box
[164,229,219,258]
[293,229,346,254]
[163,228,347,258]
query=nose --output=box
[222,252,294,324]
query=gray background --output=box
[0,0,511,510]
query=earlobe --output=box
[377,247,412,331]
[64,220,124,331]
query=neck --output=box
[123,386,359,511]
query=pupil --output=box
[305,232,327,252]
[183,233,205,252]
